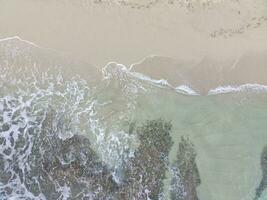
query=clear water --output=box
[1,38,267,200]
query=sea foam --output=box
[208,83,267,95]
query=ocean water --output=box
[0,37,267,200]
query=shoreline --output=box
[1,36,267,96]
[0,0,266,66]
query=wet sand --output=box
[131,51,267,94]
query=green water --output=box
[1,38,267,199]
[134,89,267,200]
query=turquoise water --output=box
[1,38,267,200]
[135,90,267,200]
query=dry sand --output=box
[0,0,266,67]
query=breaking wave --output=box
[1,36,267,199]
[1,36,267,96]
[208,84,267,95]
[0,64,141,199]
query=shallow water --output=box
[1,38,267,200]
[139,91,267,200]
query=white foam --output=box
[56,184,71,200]
[0,35,66,55]
[130,71,171,87]
[129,55,157,71]
[175,85,199,95]
[130,71,199,95]
[208,83,267,95]
[0,36,39,47]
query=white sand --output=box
[0,0,266,67]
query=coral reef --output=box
[171,137,201,200]
[24,110,118,199]
[0,112,176,199]
[118,119,173,199]
[255,145,267,200]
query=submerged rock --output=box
[171,137,201,200]
[255,145,267,200]
[6,109,119,200]
[118,119,173,200]
[37,111,119,199]
[1,108,176,199]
